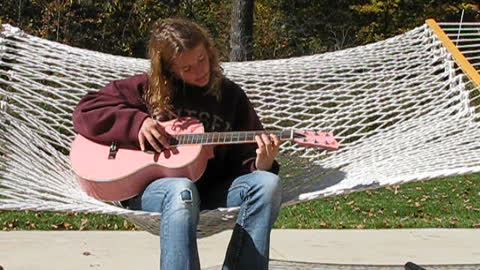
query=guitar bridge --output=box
[108,141,118,160]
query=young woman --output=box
[73,18,282,270]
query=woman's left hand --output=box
[255,133,281,171]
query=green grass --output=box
[0,211,138,231]
[275,174,480,229]
[1,173,479,231]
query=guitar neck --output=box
[170,130,293,146]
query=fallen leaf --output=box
[26,221,36,229]
[8,219,18,228]
[81,219,89,226]
[52,222,73,230]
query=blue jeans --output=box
[130,170,282,270]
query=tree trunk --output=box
[229,0,254,61]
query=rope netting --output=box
[1,21,479,237]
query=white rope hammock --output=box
[1,21,480,237]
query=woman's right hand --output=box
[138,117,171,152]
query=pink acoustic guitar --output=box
[70,117,339,202]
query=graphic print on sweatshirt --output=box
[175,107,232,132]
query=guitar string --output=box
[172,130,293,146]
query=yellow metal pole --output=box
[426,19,480,89]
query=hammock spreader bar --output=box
[426,19,480,89]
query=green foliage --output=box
[1,0,478,60]
[256,0,359,58]
[350,0,479,44]
[0,0,215,57]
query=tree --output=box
[229,0,255,61]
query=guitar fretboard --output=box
[170,130,294,146]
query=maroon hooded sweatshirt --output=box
[72,73,279,208]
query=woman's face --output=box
[171,44,210,87]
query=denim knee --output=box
[141,177,200,214]
[252,171,282,206]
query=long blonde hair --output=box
[145,18,223,118]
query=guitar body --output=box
[70,117,214,202]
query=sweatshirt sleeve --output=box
[228,81,280,175]
[72,74,150,148]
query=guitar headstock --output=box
[292,130,339,151]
